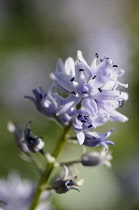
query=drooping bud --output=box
[51,166,84,194]
[81,150,112,167]
[52,178,80,194]
[19,121,45,153]
[7,121,30,153]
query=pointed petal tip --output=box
[77,132,85,145]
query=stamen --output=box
[81,120,85,123]
[92,75,96,79]
[106,57,109,59]
[72,91,76,96]
[98,88,102,92]
[77,114,82,119]
[88,125,93,128]
[118,99,124,107]
[113,65,118,67]
[84,116,89,120]
[70,77,75,82]
[79,69,84,71]
[95,53,99,58]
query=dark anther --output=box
[81,120,85,123]
[83,92,87,94]
[72,91,76,95]
[113,65,118,67]
[100,59,103,62]
[118,99,124,108]
[70,77,75,82]
[77,114,82,119]
[106,57,109,59]
[98,88,102,92]
[95,53,99,58]
[84,116,89,120]
[88,125,93,128]
[92,75,96,79]
[79,69,84,71]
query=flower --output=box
[26,50,128,144]
[81,150,112,167]
[0,172,51,210]
[19,121,45,153]
[83,129,114,151]
[72,108,109,144]
[52,51,128,143]
[51,166,84,194]
[24,85,58,117]
[7,121,30,153]
[25,84,74,126]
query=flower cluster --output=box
[25,51,128,146]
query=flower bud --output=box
[7,121,30,153]
[52,179,80,194]
[51,166,84,194]
[81,150,112,167]
[20,121,45,153]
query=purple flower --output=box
[25,85,58,117]
[52,51,128,124]
[83,129,114,150]
[19,121,45,153]
[72,108,109,144]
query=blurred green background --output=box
[0,0,139,209]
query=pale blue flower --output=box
[50,51,128,144]
[72,108,109,144]
[52,51,128,124]
[25,84,58,117]
[83,129,114,150]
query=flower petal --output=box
[77,131,85,145]
[81,97,97,116]
[65,57,75,76]
[101,103,128,122]
[77,50,89,67]
[54,72,74,92]
[94,90,120,101]
[57,95,81,115]
[56,59,65,73]
[93,112,109,127]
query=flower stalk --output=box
[29,122,71,210]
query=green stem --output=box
[29,123,71,210]
[60,159,81,166]
[29,154,44,174]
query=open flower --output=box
[25,84,58,117]
[83,129,114,150]
[50,51,128,143]
[72,108,109,144]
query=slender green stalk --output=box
[60,159,81,166]
[29,154,44,174]
[29,123,71,210]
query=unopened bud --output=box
[51,166,84,194]
[81,150,112,167]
